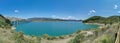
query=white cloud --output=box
[88,10,96,15]
[62,16,77,20]
[114,5,118,9]
[14,10,19,13]
[51,15,78,20]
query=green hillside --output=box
[83,16,120,24]
[0,14,12,28]
[0,14,41,43]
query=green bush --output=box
[14,32,25,43]
[42,34,49,39]
[76,30,81,34]
[0,14,12,29]
[98,35,114,43]
[71,34,84,43]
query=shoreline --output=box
[12,22,104,42]
[84,23,105,29]
[84,23,105,26]
[30,21,81,22]
[13,22,102,37]
[11,26,16,30]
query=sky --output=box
[0,0,120,20]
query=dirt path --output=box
[41,37,74,43]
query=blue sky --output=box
[0,0,120,20]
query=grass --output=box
[98,35,114,43]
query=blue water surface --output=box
[15,22,99,36]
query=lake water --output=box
[15,22,99,36]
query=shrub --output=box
[42,34,49,39]
[71,34,84,43]
[76,30,81,34]
[14,31,25,43]
[98,35,114,43]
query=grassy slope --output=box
[70,16,120,43]
[0,14,41,43]
[69,23,119,43]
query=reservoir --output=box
[14,22,99,36]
